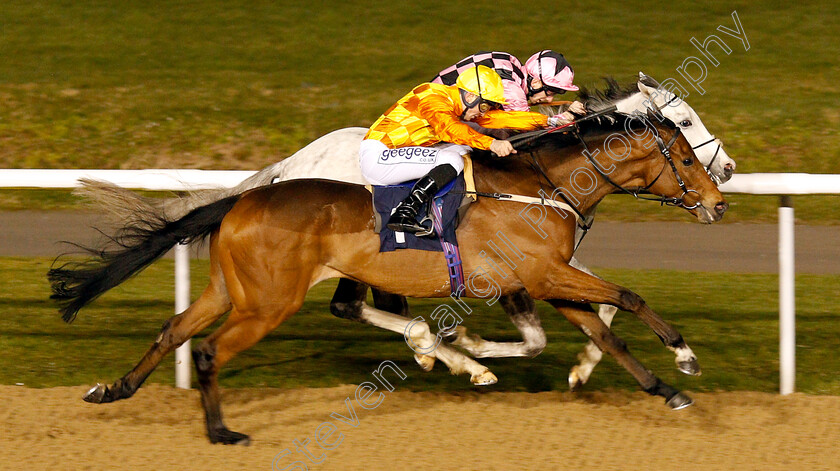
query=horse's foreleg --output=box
[569,303,617,391]
[83,272,231,404]
[535,264,700,377]
[449,290,547,358]
[549,299,693,409]
[567,257,617,390]
[358,303,497,386]
[330,279,438,372]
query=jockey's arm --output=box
[474,110,549,131]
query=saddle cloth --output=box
[369,155,476,253]
[373,176,464,253]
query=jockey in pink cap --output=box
[432,50,586,125]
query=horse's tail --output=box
[48,195,242,323]
[75,164,282,224]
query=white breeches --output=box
[359,139,468,186]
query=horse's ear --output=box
[637,79,655,96]
[637,72,661,96]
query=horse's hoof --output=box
[678,359,702,376]
[666,392,694,410]
[83,384,107,404]
[471,370,497,386]
[568,367,583,392]
[209,428,251,446]
[414,354,435,372]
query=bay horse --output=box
[75,74,735,389]
[51,110,727,444]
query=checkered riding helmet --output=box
[524,50,579,96]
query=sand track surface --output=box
[2,384,838,470]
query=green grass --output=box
[2,257,839,394]
[0,1,839,220]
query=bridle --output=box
[507,109,704,226]
[573,113,703,210]
[692,136,724,185]
[653,92,726,186]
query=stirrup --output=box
[413,198,437,237]
[387,216,435,236]
[413,214,435,237]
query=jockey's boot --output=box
[387,164,457,235]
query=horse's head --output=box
[635,72,736,184]
[635,115,729,223]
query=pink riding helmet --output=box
[524,50,579,94]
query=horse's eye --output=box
[679,120,692,127]
[682,157,694,166]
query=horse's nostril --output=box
[723,163,734,176]
[715,202,729,215]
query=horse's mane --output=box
[530,76,663,149]
[575,76,657,111]
[473,77,665,167]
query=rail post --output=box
[778,195,795,395]
[174,243,191,389]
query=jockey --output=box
[360,65,558,235]
[432,50,586,124]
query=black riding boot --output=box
[386,164,458,235]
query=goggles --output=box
[460,89,502,115]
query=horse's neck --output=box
[545,154,622,215]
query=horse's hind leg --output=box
[84,251,231,404]
[332,279,441,374]
[194,299,303,445]
[353,303,497,385]
[370,286,410,316]
[369,287,443,372]
[550,299,693,409]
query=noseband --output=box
[692,136,724,185]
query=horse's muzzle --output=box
[696,200,728,223]
[707,201,729,223]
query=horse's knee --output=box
[330,299,364,321]
[523,342,545,358]
[522,327,547,357]
[609,334,628,352]
[617,289,645,312]
[594,329,627,353]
